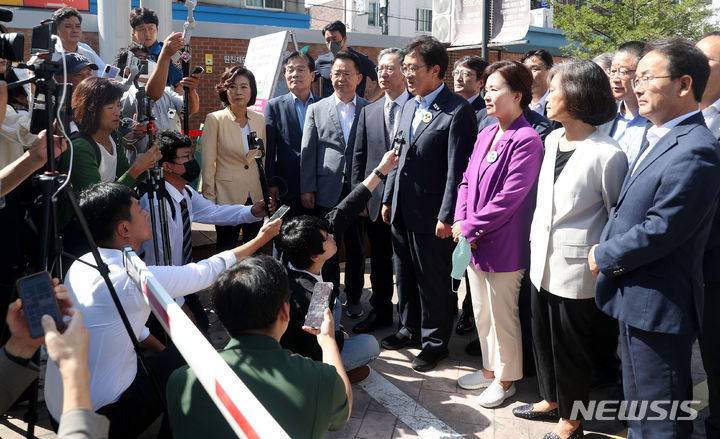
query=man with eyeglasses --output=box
[265,51,317,218]
[380,36,476,372]
[452,56,488,119]
[695,31,720,439]
[598,41,651,168]
[350,47,410,334]
[315,21,378,99]
[139,130,268,331]
[589,38,720,439]
[300,51,369,318]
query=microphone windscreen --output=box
[0,8,13,23]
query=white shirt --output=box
[632,111,700,175]
[702,97,720,135]
[529,89,550,115]
[334,94,357,144]
[288,261,323,283]
[52,41,107,74]
[97,137,117,183]
[467,93,480,104]
[139,182,260,266]
[44,248,237,420]
[386,89,410,139]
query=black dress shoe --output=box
[512,403,560,421]
[381,332,421,350]
[465,338,482,356]
[353,310,393,334]
[411,348,449,372]
[542,425,583,439]
[455,310,476,335]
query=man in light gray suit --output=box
[351,47,410,333]
[300,50,370,316]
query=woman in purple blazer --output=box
[452,60,543,408]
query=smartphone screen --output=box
[304,282,333,330]
[268,205,290,222]
[16,271,63,339]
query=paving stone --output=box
[356,411,397,439]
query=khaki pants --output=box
[468,266,524,381]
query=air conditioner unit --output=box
[432,0,453,43]
[530,8,553,28]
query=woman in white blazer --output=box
[512,60,628,439]
[201,65,266,251]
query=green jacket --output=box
[166,335,349,439]
[57,130,138,229]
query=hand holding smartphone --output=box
[15,271,64,339]
[268,204,290,222]
[303,282,333,330]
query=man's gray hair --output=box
[377,48,406,64]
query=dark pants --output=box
[94,345,185,438]
[531,286,595,419]
[518,270,535,376]
[315,185,366,304]
[591,299,622,384]
[620,322,695,439]
[366,215,394,318]
[215,198,263,253]
[702,282,720,439]
[391,214,454,353]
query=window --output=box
[416,8,432,32]
[368,2,380,27]
[246,0,284,9]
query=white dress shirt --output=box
[386,89,410,139]
[44,248,237,420]
[139,182,259,267]
[529,89,550,115]
[632,111,700,175]
[702,97,720,137]
[334,94,357,144]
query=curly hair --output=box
[72,77,123,134]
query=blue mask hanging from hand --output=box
[451,235,472,280]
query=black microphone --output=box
[0,8,13,23]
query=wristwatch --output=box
[373,168,387,181]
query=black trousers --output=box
[215,197,263,253]
[315,201,366,305]
[391,213,454,353]
[531,285,595,419]
[702,281,720,439]
[366,215,394,317]
[96,345,185,438]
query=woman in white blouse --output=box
[201,65,266,251]
[513,60,628,439]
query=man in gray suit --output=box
[300,51,370,316]
[351,47,410,333]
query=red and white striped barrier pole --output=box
[122,246,290,439]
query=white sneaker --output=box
[477,382,516,408]
[458,370,494,390]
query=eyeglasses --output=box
[375,65,397,74]
[173,154,194,164]
[401,64,427,75]
[331,70,357,79]
[609,68,636,79]
[452,70,476,79]
[631,75,673,90]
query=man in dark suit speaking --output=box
[589,38,720,438]
[381,36,477,372]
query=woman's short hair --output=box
[72,77,124,134]
[482,60,533,108]
[547,60,617,126]
[216,65,257,107]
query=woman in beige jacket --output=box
[201,65,266,251]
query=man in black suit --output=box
[351,47,410,334]
[381,36,477,372]
[265,51,317,217]
[315,20,377,99]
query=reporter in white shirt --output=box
[44,182,281,438]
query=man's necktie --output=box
[385,100,396,147]
[180,198,192,265]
